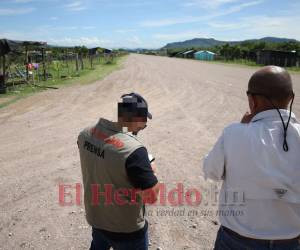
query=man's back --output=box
[204,109,300,239]
[78,118,146,233]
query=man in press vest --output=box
[78,92,159,250]
[203,66,300,250]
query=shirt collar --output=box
[96,118,141,142]
[97,118,122,132]
[251,109,296,122]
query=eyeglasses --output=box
[246,90,264,96]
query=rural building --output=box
[104,48,112,54]
[182,50,197,58]
[0,39,46,93]
[175,49,196,58]
[88,47,100,56]
[88,47,112,56]
[194,50,216,61]
[256,50,298,67]
[175,51,185,58]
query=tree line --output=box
[165,41,300,61]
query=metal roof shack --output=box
[175,50,185,58]
[194,50,216,61]
[182,49,196,58]
[0,39,46,56]
[0,39,47,93]
[175,49,196,58]
[256,50,298,67]
[88,47,112,56]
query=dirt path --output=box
[0,54,299,250]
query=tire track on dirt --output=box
[0,54,299,250]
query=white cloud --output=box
[208,22,246,30]
[183,0,241,9]
[47,36,160,49]
[209,15,300,40]
[56,26,98,31]
[223,0,264,15]
[50,16,58,20]
[240,16,300,40]
[64,1,87,11]
[55,26,78,31]
[141,0,264,27]
[48,37,113,47]
[35,25,96,32]
[0,29,115,47]
[82,26,96,30]
[14,0,34,3]
[153,31,209,42]
[0,7,35,15]
[115,29,137,34]
[209,14,284,31]
[140,16,204,27]
[0,31,27,40]
[126,36,142,46]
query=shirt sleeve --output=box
[203,131,226,181]
[125,147,158,190]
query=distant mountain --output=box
[162,38,225,49]
[162,37,299,49]
[249,37,298,43]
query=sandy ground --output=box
[0,54,299,250]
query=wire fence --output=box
[5,52,118,89]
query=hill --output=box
[162,37,299,49]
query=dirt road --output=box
[0,54,299,250]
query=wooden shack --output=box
[0,39,46,93]
[256,50,298,67]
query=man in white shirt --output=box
[203,66,300,250]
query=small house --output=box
[256,50,298,67]
[175,51,185,58]
[194,50,216,61]
[182,50,197,59]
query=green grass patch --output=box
[288,67,300,73]
[200,58,300,73]
[201,58,262,69]
[0,56,127,109]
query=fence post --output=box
[90,55,93,69]
[0,55,6,94]
[79,53,84,70]
[75,53,79,72]
[42,48,47,81]
[25,46,29,82]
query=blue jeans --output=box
[214,226,300,250]
[90,227,149,250]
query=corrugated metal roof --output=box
[194,50,215,55]
[182,50,195,54]
[0,39,47,56]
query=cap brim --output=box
[147,112,152,119]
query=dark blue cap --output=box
[121,92,152,119]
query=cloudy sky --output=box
[0,0,299,48]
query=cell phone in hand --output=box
[148,154,155,163]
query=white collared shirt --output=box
[203,109,300,240]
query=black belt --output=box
[222,226,300,244]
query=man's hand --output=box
[151,162,157,174]
[140,183,160,204]
[241,112,255,124]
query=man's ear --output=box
[252,95,263,113]
[248,95,256,113]
[287,93,295,105]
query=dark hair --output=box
[118,102,147,122]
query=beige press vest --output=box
[78,118,145,233]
